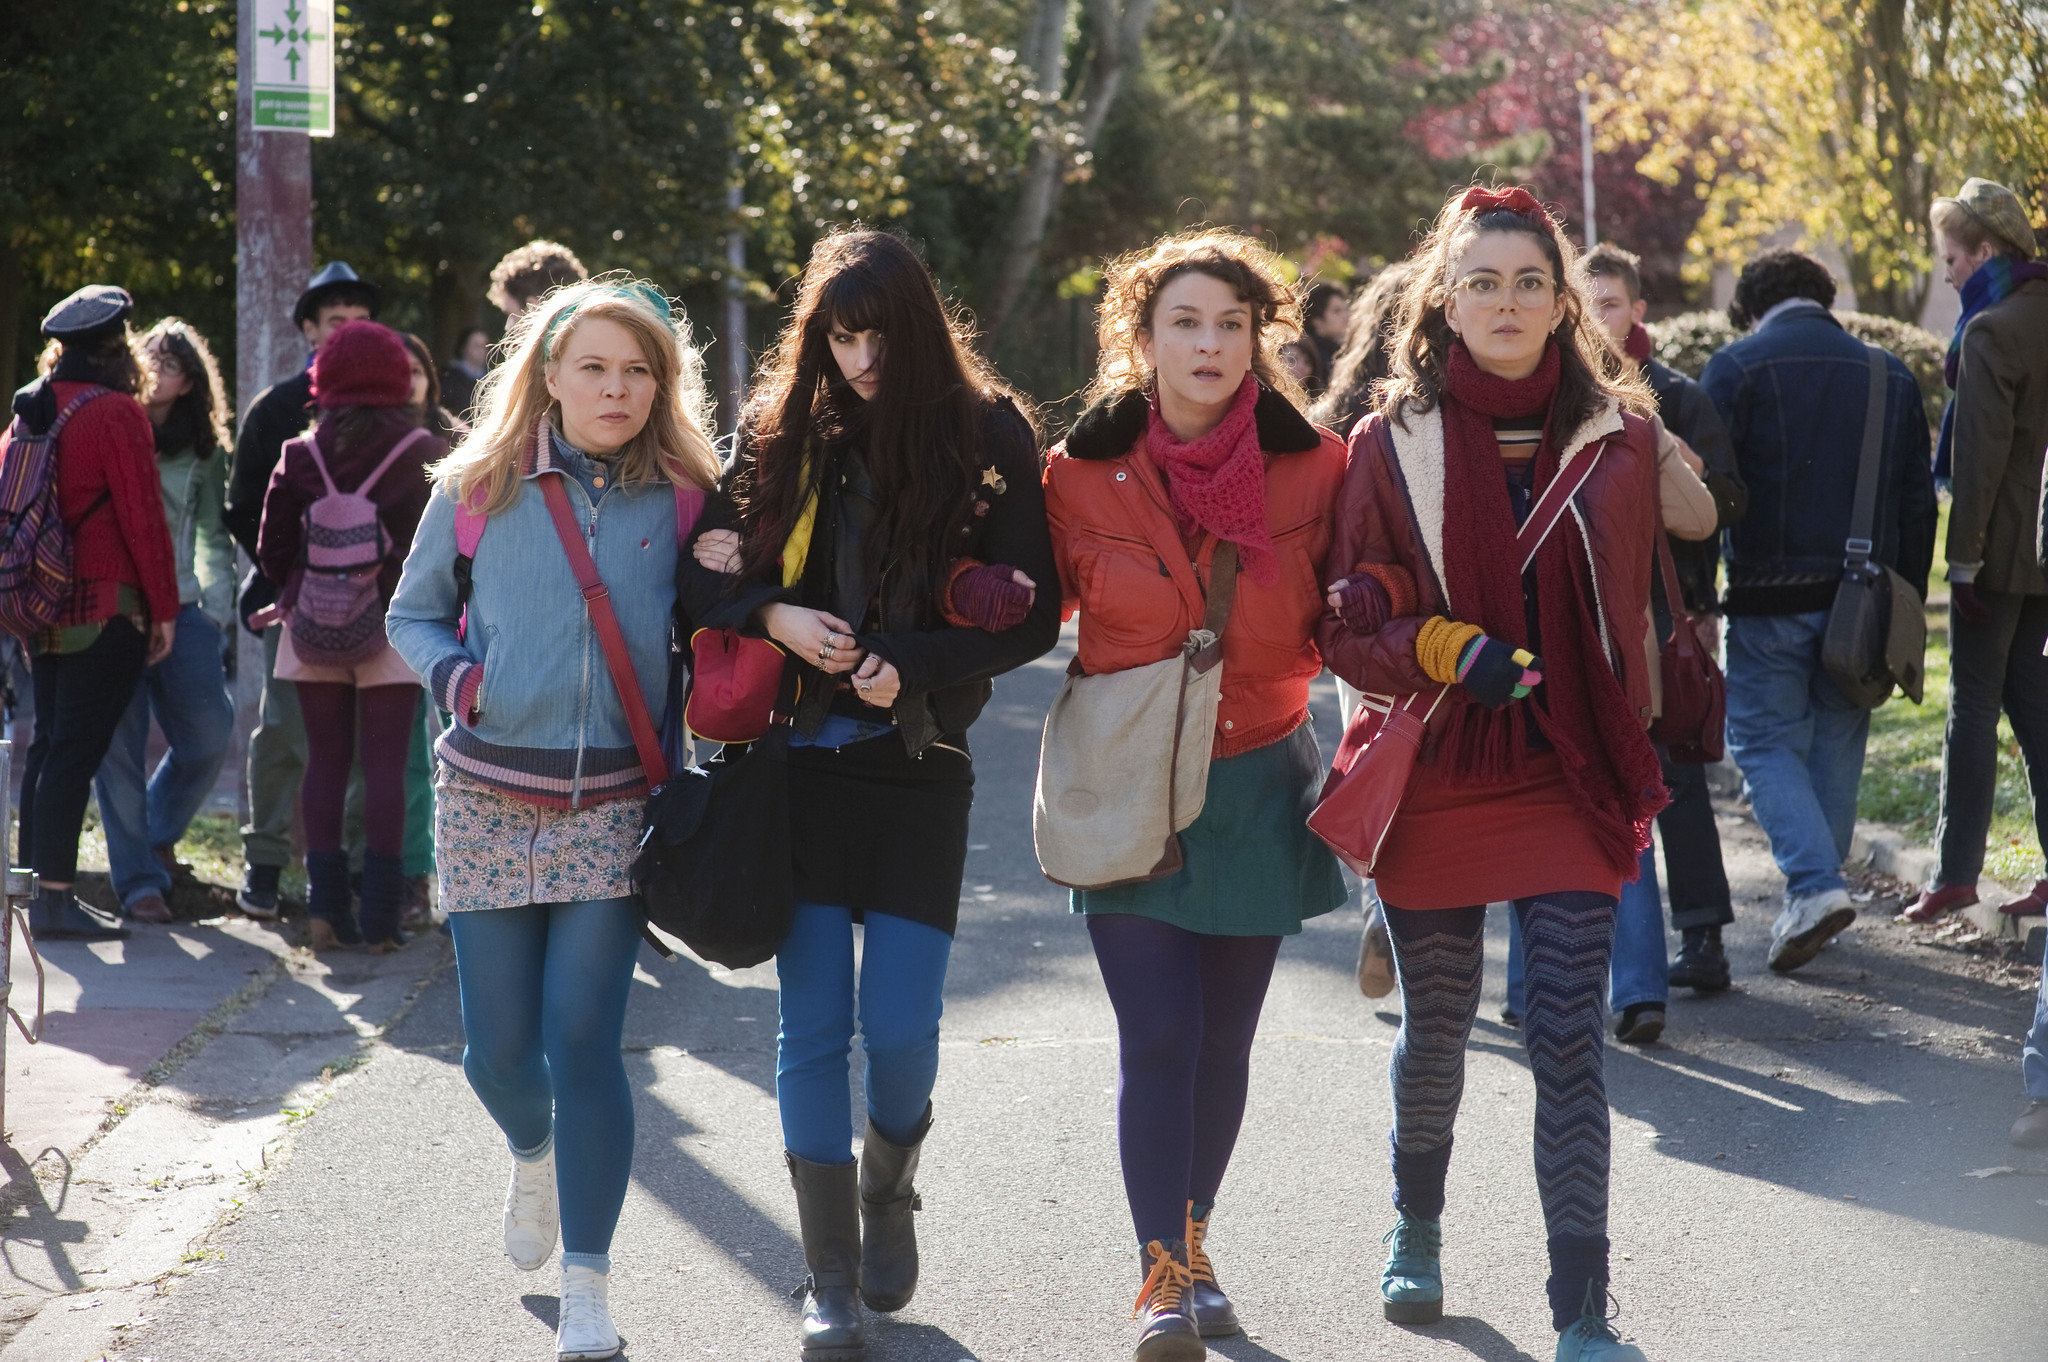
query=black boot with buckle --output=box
[858,1103,931,1312]
[786,1152,865,1361]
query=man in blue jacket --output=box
[1703,250,1937,974]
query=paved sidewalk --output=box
[0,917,449,1358]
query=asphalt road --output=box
[119,635,2045,1361]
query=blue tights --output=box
[776,903,952,1166]
[448,897,643,1271]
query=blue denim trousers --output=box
[1724,610,1871,900]
[1506,844,1668,1014]
[91,604,237,909]
[776,903,952,1166]
[2024,932,2048,1102]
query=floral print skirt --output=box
[433,768,645,912]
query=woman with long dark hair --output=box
[1317,187,1662,1362]
[1042,230,1347,1360]
[89,318,238,924]
[7,286,179,941]
[1309,260,1419,439]
[681,229,1059,1362]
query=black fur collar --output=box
[1063,385,1322,461]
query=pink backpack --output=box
[286,427,431,666]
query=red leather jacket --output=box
[1045,387,1346,759]
[1316,398,1661,739]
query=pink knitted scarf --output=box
[1145,373,1278,586]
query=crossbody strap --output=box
[1653,531,1699,657]
[1202,539,1240,636]
[539,474,669,789]
[1844,346,1889,571]
[1517,439,1607,572]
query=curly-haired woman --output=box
[1043,230,1347,1360]
[1316,187,1665,1362]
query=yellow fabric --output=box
[1415,616,1483,685]
[779,484,818,590]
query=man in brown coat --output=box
[1905,177,2048,935]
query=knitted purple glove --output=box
[945,561,1033,632]
[1333,572,1393,635]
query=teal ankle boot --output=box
[1379,1215,1442,1323]
[1554,1286,1647,1362]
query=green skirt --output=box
[1071,722,1346,936]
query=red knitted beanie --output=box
[311,321,412,409]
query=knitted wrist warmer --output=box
[943,558,1033,632]
[1334,572,1393,635]
[1415,616,1483,684]
[1353,561,1417,619]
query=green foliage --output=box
[0,0,238,388]
[1649,309,1947,428]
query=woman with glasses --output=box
[1316,186,1664,1362]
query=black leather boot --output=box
[786,1152,864,1361]
[1668,929,1730,992]
[1133,1239,1204,1361]
[858,1104,930,1312]
[1185,1202,1239,1337]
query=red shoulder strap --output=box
[539,474,669,789]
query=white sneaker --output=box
[503,1147,559,1271]
[557,1263,621,1360]
[1768,888,1856,973]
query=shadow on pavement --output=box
[1388,1316,1544,1362]
[0,1144,85,1294]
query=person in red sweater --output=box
[5,286,179,940]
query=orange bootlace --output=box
[1132,1240,1193,1319]
[1185,1204,1218,1288]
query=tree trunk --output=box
[429,256,482,367]
[984,0,1160,339]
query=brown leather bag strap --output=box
[1653,531,1698,658]
[1202,539,1240,637]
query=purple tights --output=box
[1086,913,1282,1246]
[295,681,416,858]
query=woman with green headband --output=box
[388,275,722,1361]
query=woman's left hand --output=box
[851,653,901,708]
[693,528,743,574]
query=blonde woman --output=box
[387,277,720,1361]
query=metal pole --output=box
[237,0,314,420]
[721,175,748,429]
[1579,86,1598,250]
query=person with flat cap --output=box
[3,285,179,940]
[224,261,379,920]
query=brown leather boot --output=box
[1132,1239,1204,1361]
[1184,1203,1239,1338]
[858,1104,930,1312]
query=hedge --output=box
[1649,310,1948,429]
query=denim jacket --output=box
[386,423,683,808]
[1701,304,1937,615]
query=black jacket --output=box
[677,397,1060,758]
[1646,358,1744,614]
[225,369,314,557]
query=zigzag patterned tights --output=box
[1382,892,1617,1331]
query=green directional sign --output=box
[251,0,334,136]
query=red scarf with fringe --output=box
[1436,340,1666,876]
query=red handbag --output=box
[1647,533,1726,764]
[1307,689,1447,876]
[685,627,787,744]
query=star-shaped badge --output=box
[980,465,1007,495]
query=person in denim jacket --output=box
[386,278,721,1362]
[1701,250,1937,973]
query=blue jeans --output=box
[447,897,644,1270]
[1507,845,1668,1014]
[1724,610,1870,899]
[776,903,951,1166]
[2025,931,2048,1101]
[91,605,236,909]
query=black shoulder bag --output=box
[1821,347,1927,708]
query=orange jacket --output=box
[1043,387,1346,758]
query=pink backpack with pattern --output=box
[285,427,431,666]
